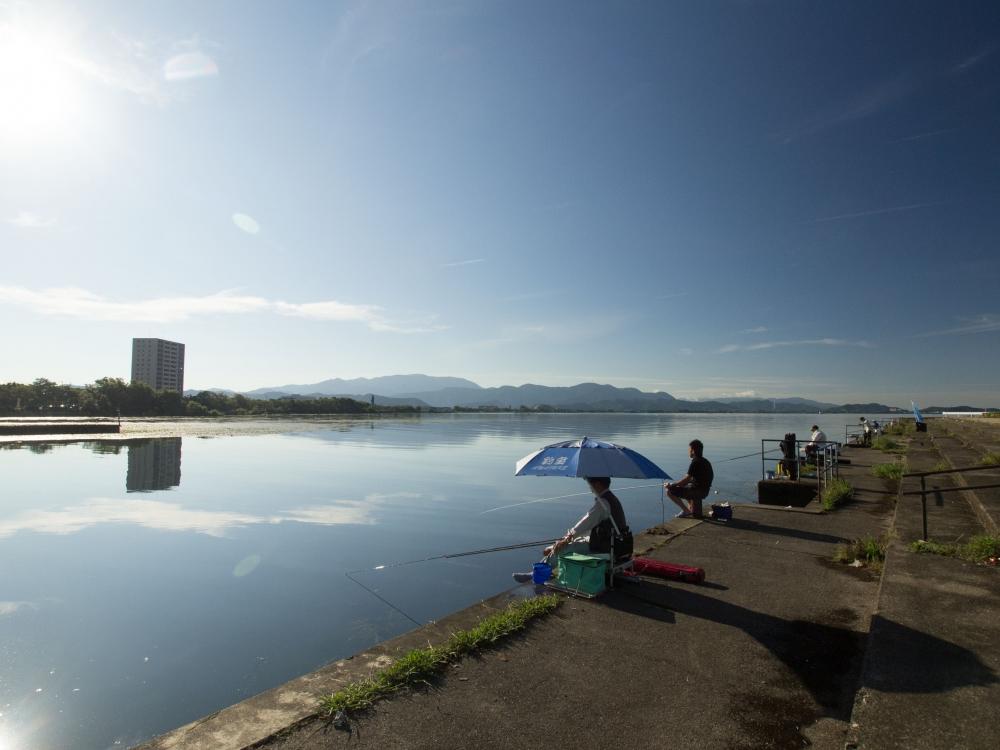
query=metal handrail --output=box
[901,464,1000,540]
[760,438,841,497]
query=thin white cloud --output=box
[717,338,873,354]
[678,348,694,356]
[441,258,485,268]
[742,326,768,334]
[163,51,219,81]
[232,213,260,234]
[915,314,1000,338]
[4,211,55,229]
[0,600,36,616]
[953,45,996,73]
[0,285,442,333]
[275,300,379,323]
[813,200,950,224]
[781,73,917,142]
[656,292,688,300]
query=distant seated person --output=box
[804,424,827,461]
[665,439,714,518]
[860,417,873,446]
[513,477,631,582]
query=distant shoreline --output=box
[0,412,912,443]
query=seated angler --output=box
[665,439,714,518]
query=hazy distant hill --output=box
[244,374,480,398]
[399,382,679,410]
[193,374,901,413]
[923,405,985,414]
[715,396,839,411]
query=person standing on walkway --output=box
[665,439,714,518]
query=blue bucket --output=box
[532,562,552,584]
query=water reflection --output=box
[127,438,182,492]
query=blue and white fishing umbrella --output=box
[514,437,671,480]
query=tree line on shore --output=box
[0,378,419,418]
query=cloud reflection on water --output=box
[0,492,420,539]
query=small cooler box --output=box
[551,552,607,597]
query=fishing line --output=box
[343,537,561,625]
[480,482,665,514]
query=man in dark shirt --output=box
[665,439,714,518]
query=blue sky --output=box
[1,0,998,406]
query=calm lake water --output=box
[0,413,878,749]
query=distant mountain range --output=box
[186,375,911,413]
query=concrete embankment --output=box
[0,420,119,435]
[136,420,1000,750]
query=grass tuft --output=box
[981,452,1000,466]
[872,461,906,490]
[821,478,853,511]
[884,421,914,436]
[871,436,900,451]
[910,535,1000,564]
[834,533,889,569]
[318,594,560,717]
[929,460,950,473]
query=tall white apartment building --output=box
[131,338,185,392]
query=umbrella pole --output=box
[661,482,665,525]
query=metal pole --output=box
[921,475,928,541]
[761,439,765,480]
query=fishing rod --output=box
[480,482,665,514]
[344,537,561,626]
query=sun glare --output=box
[0,21,87,148]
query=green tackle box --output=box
[554,552,607,597]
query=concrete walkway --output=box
[847,421,1000,750]
[137,422,1000,750]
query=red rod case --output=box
[632,556,705,584]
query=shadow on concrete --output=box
[722,517,849,545]
[607,583,994,721]
[863,614,998,693]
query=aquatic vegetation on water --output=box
[318,595,561,716]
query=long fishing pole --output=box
[480,482,664,514]
[344,537,561,625]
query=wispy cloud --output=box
[915,314,1000,338]
[893,127,960,143]
[780,73,917,143]
[4,211,55,229]
[163,50,219,81]
[953,45,996,74]
[812,200,950,224]
[678,347,694,356]
[742,326,768,334]
[476,315,627,348]
[441,258,485,268]
[232,213,261,234]
[0,286,444,333]
[656,292,688,300]
[0,600,36,617]
[717,338,873,354]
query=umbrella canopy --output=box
[514,437,671,480]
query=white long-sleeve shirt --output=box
[806,429,827,448]
[567,493,613,540]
